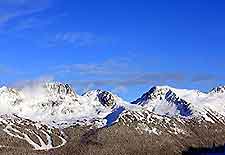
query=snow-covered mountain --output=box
[209,85,225,94]
[131,86,193,117]
[0,82,131,150]
[1,83,225,126]
[131,85,225,120]
[0,82,225,152]
[0,82,129,128]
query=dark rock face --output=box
[97,91,116,107]
[183,144,225,155]
[131,87,163,105]
[210,86,225,94]
[165,90,192,117]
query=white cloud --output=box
[0,0,52,27]
[54,59,131,76]
[112,85,127,94]
[11,75,55,89]
[48,32,98,47]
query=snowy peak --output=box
[132,86,174,105]
[164,90,192,116]
[83,90,118,107]
[131,86,193,117]
[97,91,116,107]
[0,86,20,95]
[0,86,23,107]
[0,82,128,127]
[130,85,225,119]
[45,82,77,97]
[1,82,225,129]
[209,85,225,94]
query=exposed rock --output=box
[45,82,77,97]
[132,86,170,105]
[97,90,116,107]
[210,85,225,94]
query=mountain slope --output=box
[0,83,225,154]
[131,86,193,117]
[131,85,225,121]
[0,82,129,128]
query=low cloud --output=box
[55,32,95,46]
[54,59,132,76]
[72,73,185,88]
[11,75,54,89]
[137,73,185,82]
[54,59,225,95]
[48,31,113,48]
[192,74,217,83]
[1,59,222,95]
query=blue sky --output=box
[0,0,225,101]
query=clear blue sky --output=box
[0,0,225,101]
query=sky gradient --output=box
[0,0,225,101]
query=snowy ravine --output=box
[0,82,225,150]
[0,115,67,150]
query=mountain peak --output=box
[83,89,117,107]
[131,86,193,117]
[209,85,225,94]
[45,82,77,97]
[131,86,172,106]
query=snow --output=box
[0,82,129,128]
[3,124,42,150]
[132,85,225,119]
[1,82,225,132]
[2,83,225,149]
[1,117,67,150]
[153,100,177,116]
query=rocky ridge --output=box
[0,83,225,154]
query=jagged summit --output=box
[131,86,193,117]
[0,82,225,128]
[83,89,117,107]
[132,85,204,106]
[0,86,22,109]
[0,82,129,127]
[209,85,225,94]
[44,82,77,97]
[0,83,225,153]
[132,86,171,105]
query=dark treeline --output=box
[183,144,225,155]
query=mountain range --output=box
[0,82,225,154]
